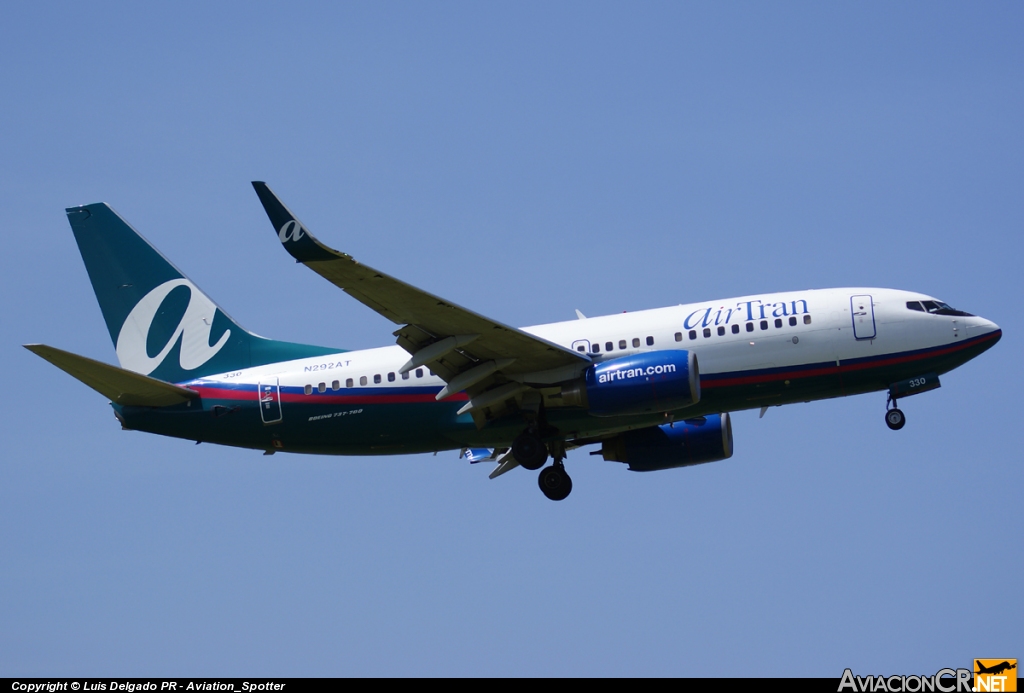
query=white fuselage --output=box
[190,288,998,406]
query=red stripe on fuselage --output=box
[186,385,468,405]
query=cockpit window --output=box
[916,299,974,317]
[906,301,924,312]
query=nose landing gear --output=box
[885,394,906,431]
[885,408,906,430]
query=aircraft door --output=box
[571,339,591,354]
[258,378,283,424]
[850,295,876,340]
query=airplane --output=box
[25,182,1002,501]
[976,661,1016,676]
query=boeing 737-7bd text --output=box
[26,183,1002,500]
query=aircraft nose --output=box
[970,317,1001,342]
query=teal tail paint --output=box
[67,203,340,384]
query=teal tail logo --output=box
[67,203,340,384]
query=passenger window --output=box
[592,343,601,353]
[402,371,410,380]
[803,315,812,325]
[346,378,354,388]
[373,374,381,384]
[304,384,312,395]
[359,376,368,386]
[703,328,711,338]
[634,337,642,347]
[332,380,340,390]
[646,336,654,346]
[789,316,797,326]
[760,320,768,330]
[387,372,395,382]
[618,340,627,350]
[416,369,423,378]
[774,318,783,328]
[731,324,740,334]
[605,342,613,352]
[317,382,326,393]
[746,323,754,332]
[688,330,697,340]
[577,345,586,352]
[717,326,725,336]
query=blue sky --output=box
[2,1,1021,676]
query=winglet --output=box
[251,181,339,263]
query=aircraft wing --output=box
[252,182,590,420]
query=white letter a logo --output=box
[278,220,305,243]
[115,279,231,376]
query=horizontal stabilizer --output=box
[24,344,199,407]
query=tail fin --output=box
[66,203,339,383]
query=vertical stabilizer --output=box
[66,203,339,383]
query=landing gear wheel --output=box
[538,465,572,501]
[512,431,549,470]
[885,408,906,431]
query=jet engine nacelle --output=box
[599,413,733,471]
[561,350,700,416]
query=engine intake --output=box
[599,413,733,472]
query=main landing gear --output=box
[538,461,572,501]
[885,394,906,431]
[511,428,573,501]
[511,429,548,470]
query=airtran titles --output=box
[683,298,810,330]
